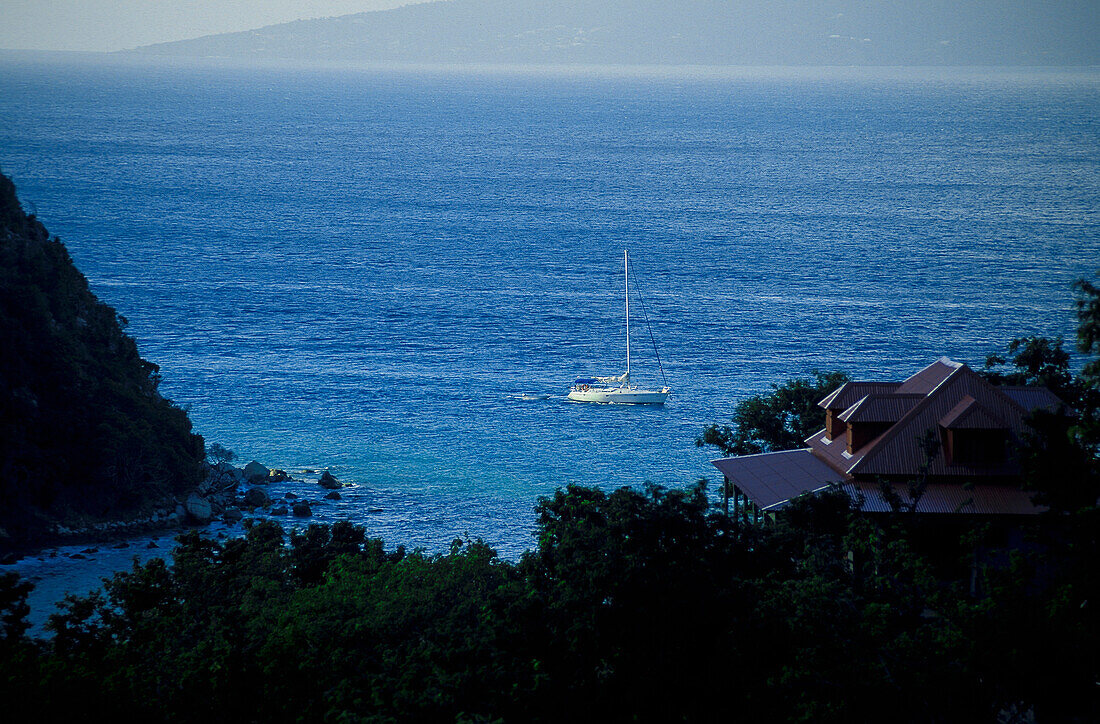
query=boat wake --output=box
[508,392,553,401]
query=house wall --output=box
[847,421,892,454]
[826,409,846,441]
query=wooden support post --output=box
[723,476,730,517]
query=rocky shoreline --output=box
[2,458,364,635]
[1,459,346,564]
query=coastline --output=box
[1,461,358,635]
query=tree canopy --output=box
[978,274,1100,512]
[696,370,849,456]
[0,478,1095,722]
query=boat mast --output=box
[624,249,630,380]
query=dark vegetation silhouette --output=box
[0,472,1095,721]
[0,171,204,549]
[696,369,850,456]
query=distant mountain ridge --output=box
[130,0,1100,66]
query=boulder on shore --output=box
[213,461,241,478]
[268,469,290,483]
[270,505,288,516]
[292,502,312,517]
[318,470,341,489]
[242,487,272,509]
[243,460,270,482]
[185,495,213,523]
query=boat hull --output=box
[567,387,669,405]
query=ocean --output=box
[1,56,1098,562]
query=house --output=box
[712,358,1067,520]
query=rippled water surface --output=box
[2,58,1098,558]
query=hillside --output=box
[0,171,204,549]
[130,0,1100,66]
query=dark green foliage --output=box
[520,483,758,721]
[980,275,1100,513]
[0,572,41,723]
[696,370,850,456]
[0,571,32,641]
[204,442,236,466]
[980,335,1076,403]
[1015,408,1099,512]
[2,479,1095,722]
[0,170,204,548]
[0,481,1091,717]
[1072,274,1100,451]
[1074,274,1100,381]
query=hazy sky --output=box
[0,1,418,52]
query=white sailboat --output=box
[568,250,670,405]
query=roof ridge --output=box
[855,391,925,398]
[924,359,964,395]
[818,380,902,410]
[837,394,871,421]
[711,447,813,463]
[896,357,964,394]
[837,391,925,423]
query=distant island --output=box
[127,0,1100,67]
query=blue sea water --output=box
[2,57,1098,558]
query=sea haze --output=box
[129,0,1100,66]
[1,57,1098,555]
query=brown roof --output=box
[895,357,963,394]
[837,393,925,423]
[712,450,844,511]
[804,427,868,476]
[846,481,1045,515]
[712,359,1064,516]
[818,381,902,411]
[1001,386,1072,414]
[711,451,1045,515]
[939,396,1007,430]
[849,364,1031,478]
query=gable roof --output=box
[838,393,925,423]
[939,396,1008,430]
[805,426,870,475]
[835,362,1033,478]
[895,357,963,394]
[712,358,1062,517]
[818,381,902,411]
